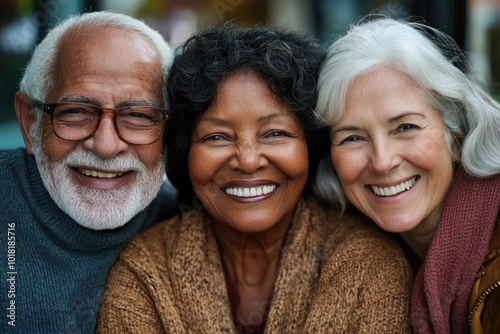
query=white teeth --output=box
[225,185,277,198]
[79,169,124,179]
[371,177,417,197]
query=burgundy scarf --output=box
[411,168,500,334]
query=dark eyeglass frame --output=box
[32,100,169,145]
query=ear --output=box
[14,91,36,154]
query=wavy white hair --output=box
[314,16,500,212]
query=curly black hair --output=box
[165,23,329,207]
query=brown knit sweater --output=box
[97,197,413,333]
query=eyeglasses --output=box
[32,101,169,145]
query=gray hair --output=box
[314,16,500,212]
[19,10,173,113]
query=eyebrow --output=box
[196,116,231,126]
[258,112,296,123]
[197,112,296,126]
[123,99,162,108]
[332,111,425,133]
[57,95,97,104]
[331,125,359,134]
[388,111,425,123]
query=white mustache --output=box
[62,149,146,173]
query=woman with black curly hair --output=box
[97,24,413,334]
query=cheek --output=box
[330,147,362,185]
[188,146,222,189]
[408,134,454,172]
[188,149,203,187]
[135,140,164,170]
[41,122,78,162]
[276,142,309,183]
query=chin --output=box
[71,208,137,230]
[373,217,420,234]
[222,218,277,234]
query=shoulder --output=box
[0,148,29,168]
[121,215,181,258]
[106,209,210,305]
[299,197,407,265]
[316,204,399,252]
[108,215,184,288]
[314,206,411,276]
[307,202,413,332]
[0,148,36,193]
[119,209,206,264]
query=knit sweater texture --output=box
[0,148,178,333]
[411,168,500,334]
[98,196,413,333]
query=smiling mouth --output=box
[78,168,125,179]
[371,177,417,197]
[225,185,277,198]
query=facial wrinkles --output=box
[334,67,455,235]
[190,72,308,234]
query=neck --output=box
[213,218,292,323]
[214,219,290,286]
[399,203,443,260]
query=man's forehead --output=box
[60,26,157,59]
[48,26,163,105]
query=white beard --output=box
[30,123,164,230]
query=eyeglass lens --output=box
[50,103,165,145]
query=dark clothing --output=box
[0,148,177,333]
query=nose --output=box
[368,139,401,174]
[228,142,268,173]
[81,114,128,159]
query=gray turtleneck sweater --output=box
[0,148,177,333]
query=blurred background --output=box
[1,0,499,149]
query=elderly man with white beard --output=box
[0,11,178,333]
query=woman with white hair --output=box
[314,16,500,334]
